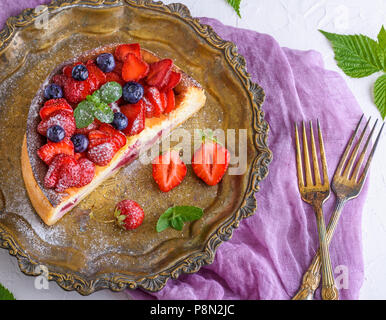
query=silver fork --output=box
[293,115,385,300]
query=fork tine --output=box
[317,119,329,185]
[295,123,304,188]
[310,121,322,185]
[342,117,371,179]
[302,121,314,186]
[351,119,378,182]
[336,115,364,176]
[359,122,385,184]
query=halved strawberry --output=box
[145,59,173,88]
[52,74,69,88]
[163,89,176,114]
[75,120,99,135]
[115,43,141,62]
[86,60,107,91]
[152,150,187,192]
[63,78,91,104]
[144,86,164,117]
[160,91,167,113]
[192,140,230,186]
[39,99,73,120]
[122,53,149,82]
[87,142,119,166]
[98,123,127,148]
[120,101,145,136]
[37,109,76,137]
[113,61,124,75]
[88,130,112,149]
[74,152,87,161]
[44,154,75,189]
[37,137,75,165]
[74,158,96,188]
[55,159,81,192]
[105,72,125,86]
[161,71,181,91]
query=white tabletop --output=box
[1,0,385,300]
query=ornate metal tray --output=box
[0,0,271,295]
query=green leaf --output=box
[320,30,384,77]
[226,0,241,18]
[378,25,386,48]
[74,100,95,128]
[156,206,204,232]
[94,101,114,123]
[99,81,122,104]
[374,74,386,119]
[0,283,15,300]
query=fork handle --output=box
[293,200,345,300]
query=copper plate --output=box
[0,0,272,295]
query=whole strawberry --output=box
[114,200,144,230]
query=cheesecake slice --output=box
[21,44,206,226]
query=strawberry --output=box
[74,152,87,160]
[75,120,99,135]
[88,130,112,149]
[145,59,173,88]
[121,53,149,82]
[52,74,69,88]
[152,150,187,192]
[39,99,73,120]
[113,61,124,75]
[44,154,75,189]
[98,123,127,148]
[87,142,118,166]
[37,110,76,137]
[105,72,125,86]
[161,71,181,91]
[114,200,144,230]
[120,101,146,136]
[37,137,74,165]
[63,77,91,104]
[74,158,96,188]
[55,159,81,192]
[163,89,176,114]
[192,139,230,186]
[144,86,164,117]
[160,91,167,113]
[85,60,107,91]
[115,43,141,62]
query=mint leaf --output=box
[94,101,114,123]
[74,100,95,128]
[226,0,241,18]
[320,30,384,77]
[0,283,15,300]
[374,74,386,119]
[156,206,204,232]
[99,82,122,104]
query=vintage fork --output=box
[294,120,339,300]
[292,115,385,300]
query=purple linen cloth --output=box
[0,3,368,300]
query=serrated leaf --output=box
[378,26,386,48]
[74,100,95,129]
[100,81,122,104]
[320,30,384,77]
[226,0,241,18]
[374,74,386,119]
[0,283,15,300]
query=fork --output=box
[292,115,385,300]
[294,120,339,300]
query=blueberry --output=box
[71,134,89,153]
[72,64,89,81]
[96,53,116,73]
[44,84,63,100]
[112,112,128,131]
[47,125,65,143]
[122,82,144,104]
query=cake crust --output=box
[22,44,206,225]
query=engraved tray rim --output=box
[0,0,272,295]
